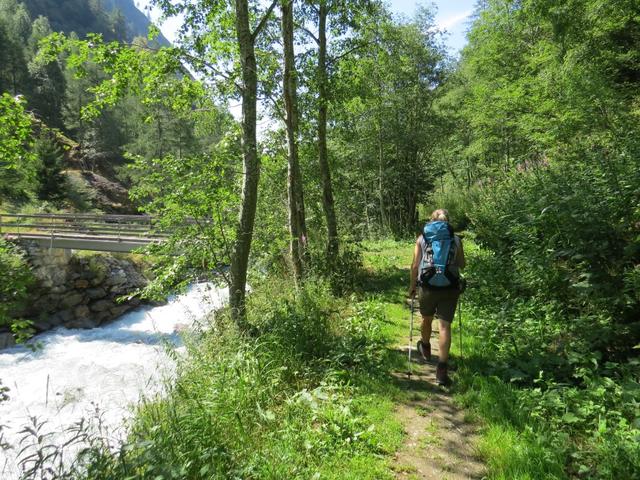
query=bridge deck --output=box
[6,233,161,253]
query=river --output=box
[0,283,226,478]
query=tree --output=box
[0,0,31,96]
[0,93,37,202]
[298,0,381,254]
[27,16,66,129]
[282,0,307,283]
[34,131,67,202]
[328,7,446,237]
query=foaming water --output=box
[0,283,226,478]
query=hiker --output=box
[408,209,465,386]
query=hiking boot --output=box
[436,362,451,386]
[417,340,431,361]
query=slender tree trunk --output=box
[377,124,385,230]
[230,0,261,324]
[282,0,306,283]
[318,1,339,258]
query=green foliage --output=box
[308,241,365,296]
[0,93,37,202]
[0,239,35,335]
[457,240,640,479]
[34,131,67,202]
[425,180,482,231]
[430,3,640,475]
[328,7,447,238]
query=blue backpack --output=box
[419,221,459,289]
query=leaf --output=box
[562,412,580,424]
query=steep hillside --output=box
[22,0,169,44]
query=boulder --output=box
[86,287,107,300]
[0,333,16,350]
[34,294,61,312]
[61,292,85,308]
[74,305,91,319]
[110,305,131,317]
[90,299,113,313]
[64,317,99,329]
[105,269,127,286]
[94,310,114,325]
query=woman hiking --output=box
[408,209,465,386]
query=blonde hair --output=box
[430,209,449,222]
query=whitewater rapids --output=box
[0,283,226,478]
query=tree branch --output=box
[297,24,319,45]
[328,41,370,66]
[251,0,279,41]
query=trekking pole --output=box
[458,298,463,361]
[407,296,414,379]
[458,277,467,362]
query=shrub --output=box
[0,239,35,339]
[307,241,365,295]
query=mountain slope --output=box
[22,0,169,44]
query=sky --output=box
[387,0,475,54]
[137,0,476,56]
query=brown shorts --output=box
[418,287,460,323]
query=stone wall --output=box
[18,243,149,332]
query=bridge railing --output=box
[0,213,172,241]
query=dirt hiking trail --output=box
[391,315,485,480]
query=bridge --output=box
[0,213,170,253]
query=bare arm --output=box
[408,237,422,297]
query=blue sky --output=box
[387,0,476,54]
[139,0,475,55]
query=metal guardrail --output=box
[0,213,171,252]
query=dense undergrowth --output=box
[456,239,640,479]
[16,273,404,480]
[0,239,35,339]
[431,156,640,479]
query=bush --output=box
[307,241,365,295]
[460,237,640,479]
[0,239,35,339]
[425,180,482,231]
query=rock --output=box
[110,305,131,317]
[0,333,16,350]
[90,300,113,313]
[74,279,90,289]
[47,310,74,327]
[74,305,90,318]
[61,293,85,308]
[105,269,127,286]
[86,287,107,300]
[34,294,61,312]
[33,314,52,332]
[64,317,99,329]
[94,310,114,325]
